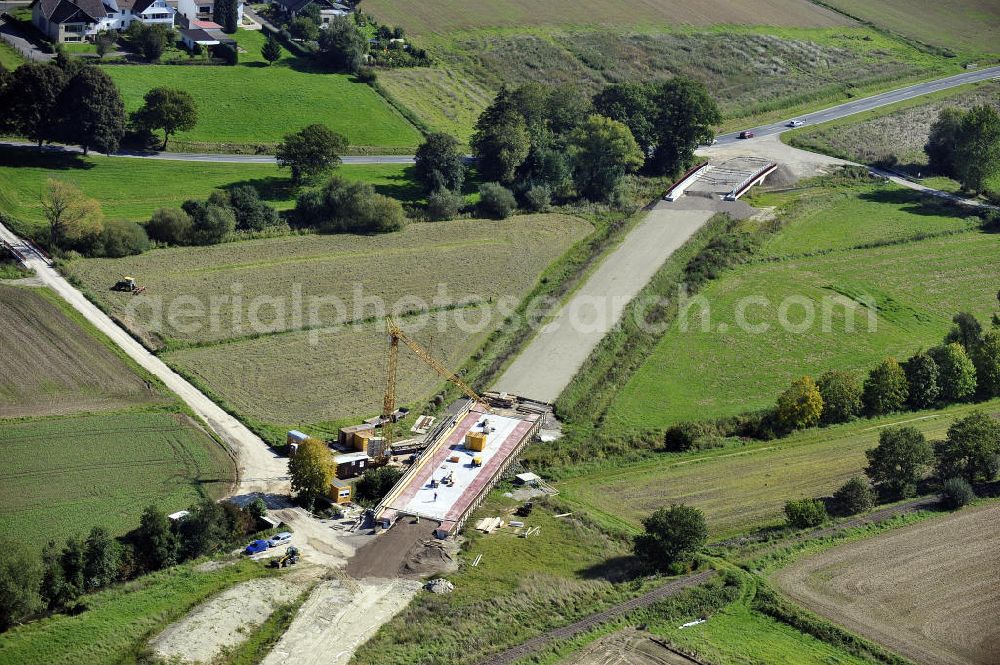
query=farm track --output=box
[479,571,715,665]
[0,220,290,498]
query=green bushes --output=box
[426,188,464,221]
[145,187,281,247]
[939,477,975,509]
[292,175,405,234]
[633,504,707,572]
[783,499,827,528]
[477,182,517,219]
[355,466,404,505]
[832,477,875,516]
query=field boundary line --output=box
[861,414,938,431]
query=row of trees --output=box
[0,60,198,154]
[925,104,1000,194]
[0,498,268,630]
[774,312,1000,433]
[783,408,998,529]
[42,180,150,257]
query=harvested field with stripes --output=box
[773,503,1000,665]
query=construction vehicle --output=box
[378,316,485,463]
[270,546,300,568]
[112,276,145,294]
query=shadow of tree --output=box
[0,144,95,170]
[858,186,977,219]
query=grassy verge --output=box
[0,558,271,665]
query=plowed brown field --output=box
[773,503,1000,665]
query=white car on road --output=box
[786,119,806,127]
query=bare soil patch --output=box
[150,574,314,664]
[260,577,422,665]
[346,518,448,579]
[773,503,1000,665]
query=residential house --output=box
[271,0,348,26]
[169,0,244,28]
[32,0,105,42]
[31,0,175,42]
[178,19,232,48]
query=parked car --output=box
[268,532,293,548]
[786,119,805,127]
[739,130,755,139]
[245,539,269,555]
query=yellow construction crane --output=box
[380,316,483,455]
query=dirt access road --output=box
[0,219,289,497]
[773,503,1000,665]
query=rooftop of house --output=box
[32,0,108,23]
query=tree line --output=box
[0,497,270,631]
[0,60,198,155]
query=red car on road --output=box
[739,130,755,139]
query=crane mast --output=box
[380,316,483,454]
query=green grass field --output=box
[819,0,1000,55]
[602,183,997,434]
[0,558,268,665]
[0,145,417,228]
[758,182,982,257]
[102,30,421,152]
[0,410,233,549]
[557,400,999,538]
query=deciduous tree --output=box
[41,179,104,251]
[924,107,963,177]
[865,426,933,498]
[317,16,368,72]
[132,87,198,149]
[133,505,178,573]
[903,351,941,409]
[633,504,707,570]
[276,123,348,185]
[816,370,862,424]
[83,526,120,590]
[775,375,824,431]
[648,77,721,177]
[929,342,977,402]
[414,132,466,193]
[935,410,1000,482]
[784,498,826,528]
[567,114,644,201]
[2,63,67,147]
[973,330,1000,398]
[862,357,908,416]
[288,438,335,509]
[57,66,126,155]
[953,105,1000,193]
[832,476,875,516]
[471,99,531,185]
[0,538,42,630]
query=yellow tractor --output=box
[269,546,300,568]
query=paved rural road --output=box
[716,65,1000,145]
[479,571,716,665]
[0,220,290,496]
[0,140,413,164]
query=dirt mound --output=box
[401,539,455,577]
[563,629,703,665]
[763,163,799,188]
